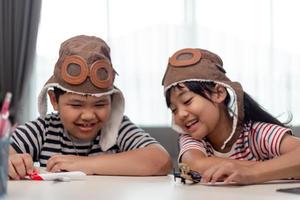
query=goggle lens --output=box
[61,55,114,88]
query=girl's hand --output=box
[8,153,34,180]
[201,161,257,185]
[46,154,92,174]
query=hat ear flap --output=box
[100,88,125,151]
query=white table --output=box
[4,175,300,200]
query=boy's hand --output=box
[8,153,34,180]
[47,155,91,174]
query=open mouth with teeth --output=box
[75,122,97,132]
[185,119,199,132]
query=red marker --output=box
[28,171,86,181]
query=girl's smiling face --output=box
[49,91,111,142]
[169,83,231,145]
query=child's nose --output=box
[80,109,96,120]
[177,108,188,120]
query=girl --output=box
[162,48,300,184]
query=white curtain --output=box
[32,0,300,126]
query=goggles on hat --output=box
[168,48,226,73]
[61,55,115,89]
[169,48,202,67]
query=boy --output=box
[9,35,172,179]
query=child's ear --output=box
[211,84,227,103]
[47,90,59,111]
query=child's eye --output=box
[184,98,192,105]
[70,104,82,107]
[95,103,107,107]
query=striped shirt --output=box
[178,121,291,161]
[11,113,158,167]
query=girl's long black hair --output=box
[165,81,290,127]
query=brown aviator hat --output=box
[38,35,125,151]
[45,35,115,94]
[162,48,244,149]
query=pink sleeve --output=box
[251,122,291,158]
[178,134,207,162]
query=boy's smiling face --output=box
[48,91,111,141]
